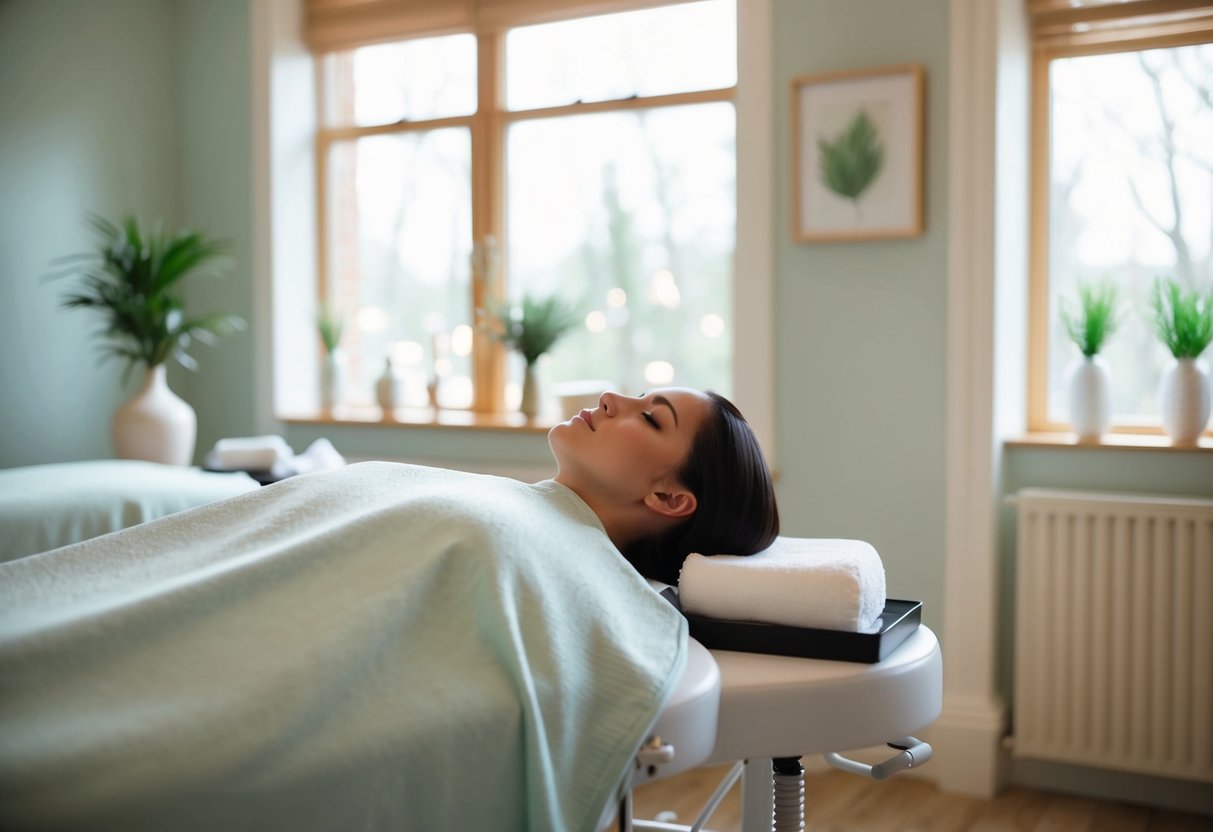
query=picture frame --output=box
[792,64,925,242]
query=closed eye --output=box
[643,411,660,429]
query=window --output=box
[313,1,737,416]
[1028,1,1213,435]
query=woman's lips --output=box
[578,409,595,431]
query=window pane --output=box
[327,130,473,408]
[505,0,736,111]
[323,34,476,127]
[1046,45,1213,425]
[507,103,735,400]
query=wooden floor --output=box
[625,764,1213,831]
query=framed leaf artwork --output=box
[792,64,924,242]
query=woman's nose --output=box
[599,391,643,418]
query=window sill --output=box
[279,406,558,434]
[1006,432,1213,453]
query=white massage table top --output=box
[635,637,721,783]
[640,580,942,781]
[706,624,941,763]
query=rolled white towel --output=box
[678,537,887,633]
[208,435,293,471]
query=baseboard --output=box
[1010,757,1213,818]
[914,694,1009,797]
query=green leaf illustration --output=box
[817,110,884,209]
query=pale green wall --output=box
[771,0,951,629]
[0,0,253,468]
[0,0,181,466]
[174,0,256,458]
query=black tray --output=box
[202,466,293,486]
[660,588,921,664]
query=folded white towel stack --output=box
[208,435,293,471]
[678,537,887,633]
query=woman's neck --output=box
[554,477,663,553]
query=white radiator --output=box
[1012,488,1213,783]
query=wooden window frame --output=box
[1027,2,1213,436]
[314,12,736,416]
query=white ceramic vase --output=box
[1157,357,1211,445]
[1065,355,1112,442]
[320,349,345,411]
[375,357,405,417]
[520,364,541,418]
[111,364,197,466]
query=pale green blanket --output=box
[0,462,687,831]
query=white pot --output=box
[520,364,541,418]
[1065,355,1112,442]
[111,364,197,466]
[320,349,345,411]
[1157,357,1211,445]
[375,357,405,417]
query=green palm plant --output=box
[488,292,579,367]
[317,305,344,354]
[1147,277,1213,359]
[1060,279,1120,358]
[48,214,244,380]
[818,110,884,214]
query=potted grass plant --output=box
[1059,279,1120,442]
[488,292,578,418]
[50,214,244,465]
[1147,277,1212,444]
[316,305,346,411]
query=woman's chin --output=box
[546,420,572,451]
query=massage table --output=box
[0,460,259,562]
[620,581,943,832]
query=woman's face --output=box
[548,387,711,504]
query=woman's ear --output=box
[643,487,698,520]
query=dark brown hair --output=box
[624,392,779,584]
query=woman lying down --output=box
[0,388,778,832]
